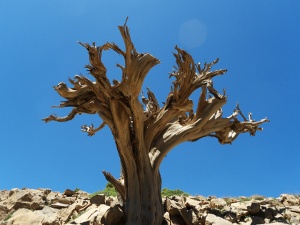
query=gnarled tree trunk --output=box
[105,99,164,224]
[43,20,269,225]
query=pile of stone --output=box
[163,194,300,225]
[0,188,299,225]
[0,188,123,225]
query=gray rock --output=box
[0,205,8,221]
[279,194,299,206]
[257,223,289,225]
[105,196,118,206]
[72,206,105,224]
[51,202,70,209]
[52,196,74,205]
[90,194,105,206]
[165,198,192,225]
[247,215,264,224]
[223,211,237,223]
[64,189,76,197]
[165,198,182,216]
[205,213,233,225]
[163,211,171,225]
[4,189,45,211]
[98,204,124,225]
[246,202,261,214]
[1,189,300,225]
[185,196,201,208]
[210,198,227,209]
[6,207,60,225]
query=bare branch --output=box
[81,122,106,136]
[115,24,160,98]
[102,170,125,202]
[142,87,160,117]
[213,117,270,144]
[145,48,228,152]
[42,108,79,123]
[235,103,247,121]
[103,42,125,56]
[53,82,89,99]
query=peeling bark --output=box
[43,21,269,225]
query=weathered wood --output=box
[102,171,125,203]
[43,21,269,225]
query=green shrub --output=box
[251,195,265,201]
[161,188,189,197]
[90,183,118,198]
[90,184,189,198]
[4,212,14,221]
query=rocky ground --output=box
[0,188,299,225]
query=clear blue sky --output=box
[1,1,299,197]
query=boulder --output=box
[185,196,201,209]
[289,215,300,224]
[223,211,237,223]
[90,194,105,205]
[4,189,45,211]
[1,189,300,225]
[243,215,264,224]
[246,202,261,214]
[77,191,90,200]
[51,202,70,209]
[273,213,289,223]
[70,208,99,224]
[45,192,58,206]
[191,210,201,225]
[52,196,74,205]
[71,206,104,224]
[261,206,275,220]
[165,198,192,225]
[6,207,60,225]
[210,198,227,209]
[57,203,78,222]
[163,212,171,225]
[63,189,77,197]
[6,208,44,225]
[0,205,8,221]
[0,190,9,201]
[288,205,300,214]
[165,198,182,216]
[230,202,249,221]
[105,196,118,206]
[96,204,124,225]
[74,198,91,212]
[205,213,233,225]
[169,215,186,225]
[279,194,299,206]
[192,195,208,205]
[231,202,248,211]
[263,223,290,225]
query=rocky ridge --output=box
[0,188,299,225]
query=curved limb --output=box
[81,122,106,136]
[42,108,79,123]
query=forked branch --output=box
[145,48,269,169]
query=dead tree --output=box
[43,21,269,225]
